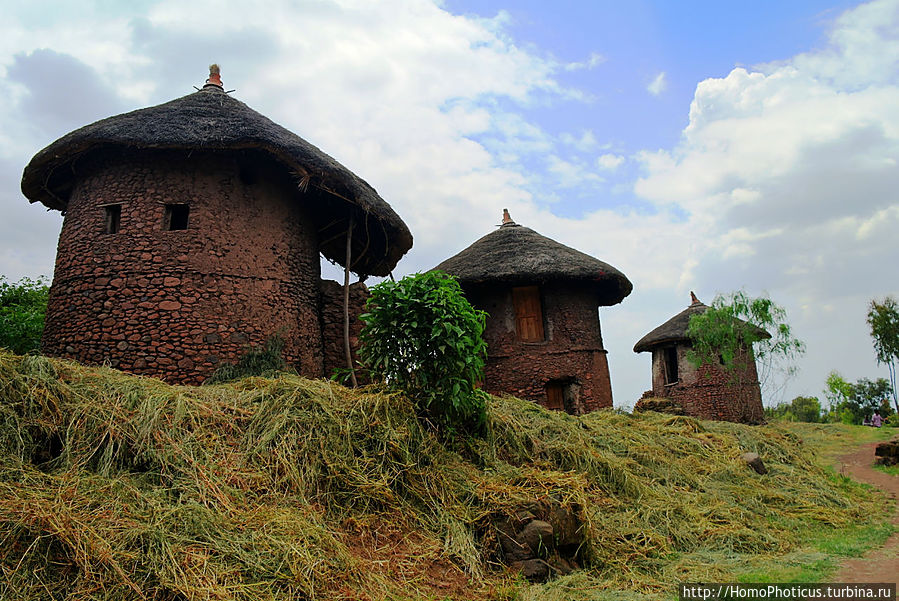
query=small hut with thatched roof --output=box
[21,66,412,384]
[633,293,767,423]
[435,211,632,413]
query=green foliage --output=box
[822,370,893,424]
[765,396,821,423]
[358,271,488,433]
[686,291,805,398]
[867,296,899,413]
[0,276,49,355]
[204,335,290,384]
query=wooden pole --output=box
[344,214,358,388]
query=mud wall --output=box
[466,283,613,413]
[41,150,323,384]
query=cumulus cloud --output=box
[634,0,899,403]
[647,71,667,96]
[597,153,625,170]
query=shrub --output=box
[0,276,49,354]
[358,271,488,434]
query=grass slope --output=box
[0,351,892,600]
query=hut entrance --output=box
[545,379,582,414]
[663,346,678,385]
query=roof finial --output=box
[205,64,223,89]
[690,291,701,305]
[501,208,515,227]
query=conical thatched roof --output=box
[434,215,632,306]
[21,72,412,276]
[633,293,770,352]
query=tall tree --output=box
[867,296,899,414]
[686,291,805,402]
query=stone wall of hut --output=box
[468,283,613,413]
[318,279,369,380]
[642,343,764,423]
[41,150,324,384]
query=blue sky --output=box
[1,0,897,408]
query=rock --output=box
[547,502,583,549]
[520,520,554,557]
[512,559,550,582]
[496,521,532,562]
[742,452,768,475]
[158,300,182,311]
[547,555,574,576]
[634,396,685,415]
[874,440,899,466]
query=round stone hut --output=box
[21,66,412,384]
[633,293,767,423]
[434,211,632,414]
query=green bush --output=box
[358,271,488,434]
[0,276,49,354]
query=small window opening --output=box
[664,346,679,385]
[104,204,121,234]
[512,285,545,342]
[164,204,189,231]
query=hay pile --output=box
[0,351,883,600]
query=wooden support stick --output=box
[344,214,358,388]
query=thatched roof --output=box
[434,216,632,306]
[633,293,770,353]
[21,74,412,276]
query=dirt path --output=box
[832,436,899,590]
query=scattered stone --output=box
[874,440,899,466]
[520,520,554,557]
[513,559,550,581]
[490,497,585,583]
[634,396,685,415]
[742,452,768,475]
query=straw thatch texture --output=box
[0,350,889,599]
[20,86,411,276]
[633,301,771,353]
[434,224,631,306]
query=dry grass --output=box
[0,351,888,600]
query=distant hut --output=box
[633,293,767,423]
[21,66,412,384]
[435,210,632,413]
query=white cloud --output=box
[597,153,625,170]
[564,52,605,71]
[546,155,604,188]
[559,130,598,152]
[647,71,667,96]
[633,0,899,405]
[0,0,574,284]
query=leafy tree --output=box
[867,296,899,414]
[765,395,821,422]
[0,276,50,354]
[790,395,822,422]
[686,291,805,401]
[358,271,488,434]
[823,370,893,424]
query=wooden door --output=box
[545,381,564,410]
